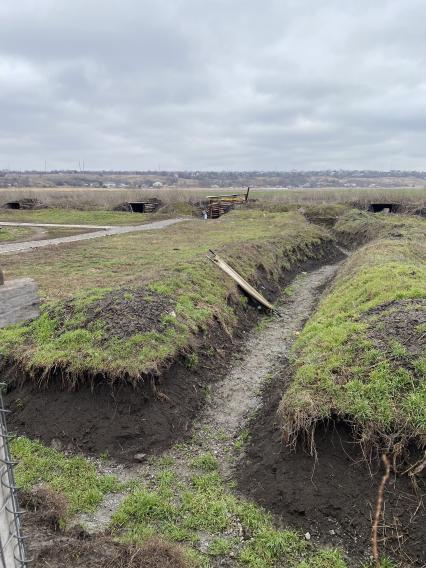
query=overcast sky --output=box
[1,0,426,171]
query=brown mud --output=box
[24,519,189,568]
[236,373,426,567]
[5,242,344,462]
[59,287,176,340]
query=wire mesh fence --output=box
[0,386,28,567]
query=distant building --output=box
[153,181,163,188]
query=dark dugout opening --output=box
[368,203,398,213]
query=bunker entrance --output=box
[126,198,162,213]
[368,203,398,213]
[2,198,47,210]
[4,202,20,209]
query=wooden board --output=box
[207,250,274,311]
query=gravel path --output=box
[0,221,113,229]
[78,260,342,532]
[0,218,184,255]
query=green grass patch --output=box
[0,226,33,241]
[110,457,349,568]
[11,436,120,514]
[0,208,159,225]
[190,453,218,471]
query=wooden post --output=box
[0,278,39,328]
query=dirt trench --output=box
[55,252,423,568]
[75,262,341,532]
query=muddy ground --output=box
[237,373,426,567]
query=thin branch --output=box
[372,453,391,567]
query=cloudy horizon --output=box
[1,0,426,171]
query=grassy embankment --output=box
[279,211,426,453]
[0,210,331,383]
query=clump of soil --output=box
[1,198,47,210]
[237,373,426,567]
[27,527,190,568]
[82,288,176,341]
[21,486,191,567]
[20,485,68,531]
[365,298,426,361]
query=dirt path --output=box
[78,260,341,532]
[0,218,184,255]
[0,221,113,229]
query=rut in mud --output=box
[77,261,341,532]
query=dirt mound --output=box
[20,485,68,531]
[41,287,176,348]
[113,198,162,213]
[82,288,176,341]
[28,529,190,568]
[2,198,47,210]
[237,373,426,567]
[158,201,199,216]
[364,298,425,360]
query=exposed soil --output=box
[237,372,426,567]
[24,521,190,568]
[365,298,426,359]
[68,287,176,340]
[6,319,245,461]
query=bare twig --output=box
[372,454,391,567]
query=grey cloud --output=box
[1,0,426,170]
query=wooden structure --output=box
[127,198,161,213]
[206,188,250,219]
[0,275,39,328]
[207,250,274,311]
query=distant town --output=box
[1,169,426,189]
